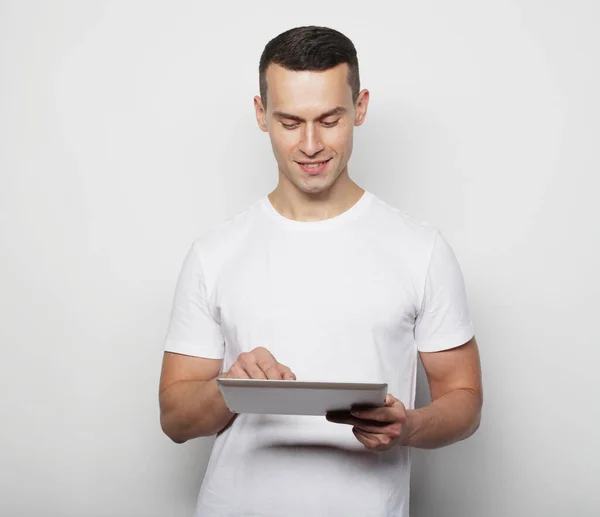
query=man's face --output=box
[255,63,368,195]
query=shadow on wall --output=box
[166,435,216,507]
[350,104,468,227]
[217,115,278,218]
[410,357,433,512]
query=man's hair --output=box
[259,26,360,108]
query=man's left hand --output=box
[326,394,409,451]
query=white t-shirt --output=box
[164,190,474,517]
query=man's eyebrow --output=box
[272,106,347,122]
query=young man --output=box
[159,26,482,517]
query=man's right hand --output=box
[224,346,296,380]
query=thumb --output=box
[385,394,397,407]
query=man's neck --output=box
[268,174,365,223]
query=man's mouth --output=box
[297,159,331,175]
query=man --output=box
[159,25,482,517]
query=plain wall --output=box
[1,1,599,516]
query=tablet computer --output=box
[216,378,388,416]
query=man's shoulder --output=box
[190,197,265,263]
[367,193,439,246]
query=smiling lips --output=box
[297,159,331,175]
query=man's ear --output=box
[354,89,370,127]
[254,96,268,132]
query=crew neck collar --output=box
[260,191,373,230]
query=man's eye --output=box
[282,123,299,130]
[322,119,340,128]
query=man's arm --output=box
[159,352,235,443]
[404,336,483,449]
[326,337,482,451]
[159,347,297,444]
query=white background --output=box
[1,1,599,516]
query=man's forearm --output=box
[160,378,235,443]
[403,388,482,449]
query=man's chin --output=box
[296,177,334,195]
[280,167,340,195]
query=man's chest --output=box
[210,236,421,377]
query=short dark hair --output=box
[259,26,360,108]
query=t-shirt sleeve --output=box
[414,231,474,352]
[163,241,225,359]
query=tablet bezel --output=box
[216,378,388,415]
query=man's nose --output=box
[298,124,325,157]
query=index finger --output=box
[279,363,296,381]
[252,348,296,380]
